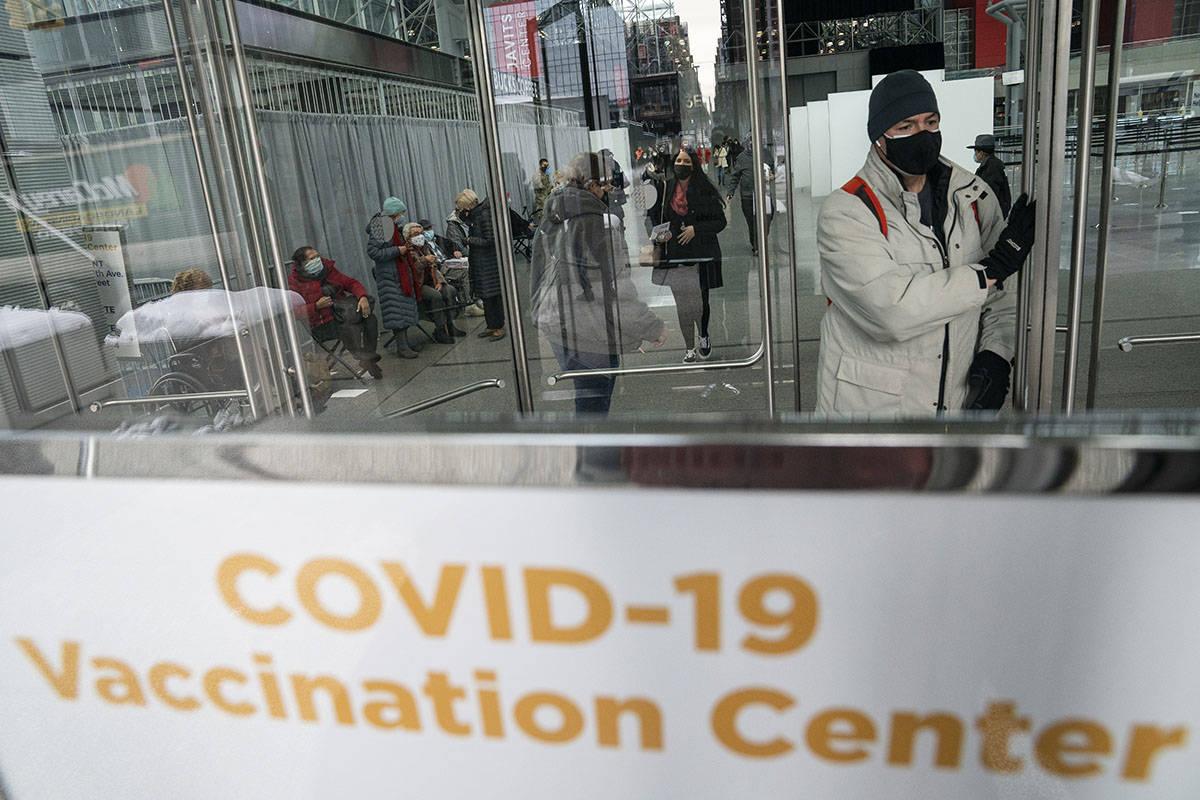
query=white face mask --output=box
[409,234,426,247]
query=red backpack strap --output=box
[971,200,981,230]
[841,177,887,237]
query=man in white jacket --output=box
[816,70,1036,416]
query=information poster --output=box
[83,226,139,358]
[1,478,1197,798]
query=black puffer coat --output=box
[366,213,418,330]
[648,176,727,289]
[465,198,502,300]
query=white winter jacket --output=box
[816,148,1016,417]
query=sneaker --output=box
[361,360,383,379]
[449,325,468,337]
[396,346,419,359]
[464,301,485,317]
[433,330,454,344]
[697,336,711,360]
[683,348,697,363]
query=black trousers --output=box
[483,295,505,330]
[311,312,379,362]
[740,195,773,251]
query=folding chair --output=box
[309,330,368,383]
[510,205,534,261]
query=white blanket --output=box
[105,287,306,347]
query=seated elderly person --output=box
[288,245,382,378]
[401,222,466,344]
[421,217,471,310]
[171,268,213,293]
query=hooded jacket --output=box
[532,186,664,355]
[816,146,1015,416]
[444,211,470,259]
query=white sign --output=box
[83,226,139,358]
[1003,69,1026,86]
[1,478,1198,798]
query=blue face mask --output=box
[301,256,324,278]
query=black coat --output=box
[975,154,1012,217]
[648,176,727,289]
[466,198,502,299]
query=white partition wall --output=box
[928,76,996,168]
[806,101,831,197]
[789,106,810,191]
[819,71,994,189]
[827,88,873,191]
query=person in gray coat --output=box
[816,70,1036,417]
[725,138,773,255]
[532,151,666,415]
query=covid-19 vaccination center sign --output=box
[1,478,1197,798]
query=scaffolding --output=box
[44,56,580,135]
[620,0,681,77]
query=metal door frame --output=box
[461,0,787,416]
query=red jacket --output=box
[288,258,366,327]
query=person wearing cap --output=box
[815,69,1037,416]
[970,133,1012,217]
[366,196,420,358]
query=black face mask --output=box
[881,130,942,177]
[674,164,693,180]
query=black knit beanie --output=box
[867,70,939,142]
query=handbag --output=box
[637,182,670,267]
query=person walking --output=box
[816,70,1036,416]
[648,144,727,362]
[725,139,773,256]
[969,134,1012,217]
[714,139,729,187]
[531,151,667,415]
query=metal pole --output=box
[776,0,800,412]
[1013,0,1039,411]
[1060,0,1100,413]
[463,0,535,412]
[385,379,506,417]
[1154,135,1168,208]
[1025,0,1072,411]
[1085,0,1125,409]
[549,341,764,384]
[1117,332,1200,352]
[161,0,261,419]
[196,0,297,416]
[220,0,314,417]
[739,0,777,417]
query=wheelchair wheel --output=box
[148,371,224,418]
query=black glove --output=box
[964,350,1012,410]
[980,193,1036,284]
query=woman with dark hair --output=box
[648,144,727,362]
